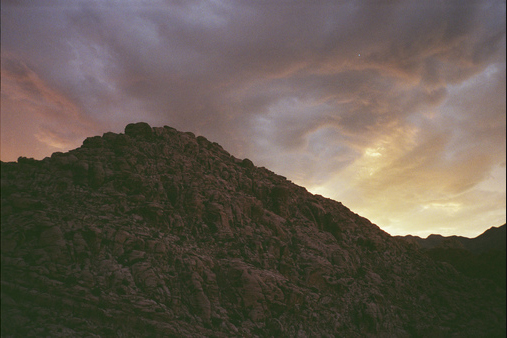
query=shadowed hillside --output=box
[1,123,505,337]
[400,225,506,289]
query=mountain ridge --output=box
[398,224,506,290]
[1,122,505,337]
[399,224,506,253]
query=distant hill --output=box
[1,123,505,337]
[401,224,506,253]
[399,225,506,289]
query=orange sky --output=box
[1,0,505,237]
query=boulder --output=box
[125,122,153,139]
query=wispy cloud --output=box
[1,56,97,159]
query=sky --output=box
[1,0,505,237]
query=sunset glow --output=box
[1,0,505,237]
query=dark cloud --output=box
[1,0,505,236]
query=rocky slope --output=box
[1,123,505,337]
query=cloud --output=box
[1,56,98,160]
[1,0,505,236]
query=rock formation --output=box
[1,123,505,337]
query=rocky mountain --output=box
[399,225,506,290]
[1,122,505,337]
[401,224,506,254]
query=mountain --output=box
[399,225,506,290]
[401,224,506,254]
[1,122,505,337]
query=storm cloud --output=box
[1,0,505,236]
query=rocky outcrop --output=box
[1,123,505,337]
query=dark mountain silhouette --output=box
[399,225,506,290]
[1,123,505,337]
[401,224,506,254]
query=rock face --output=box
[1,123,505,337]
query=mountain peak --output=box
[1,123,505,337]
